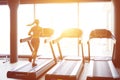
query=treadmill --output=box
[45,28,84,80]
[7,28,57,80]
[87,29,120,80]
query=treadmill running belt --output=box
[93,61,112,77]
[12,59,49,72]
[53,60,77,75]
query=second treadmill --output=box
[45,28,84,80]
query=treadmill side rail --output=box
[7,71,36,80]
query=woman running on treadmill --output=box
[27,19,42,67]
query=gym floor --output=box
[0,58,89,80]
[1,58,120,80]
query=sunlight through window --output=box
[18,2,114,57]
[0,2,114,57]
[0,5,10,54]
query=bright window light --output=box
[0,2,114,57]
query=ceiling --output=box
[0,0,111,5]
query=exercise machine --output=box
[7,28,57,80]
[45,28,84,80]
[87,29,120,80]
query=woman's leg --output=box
[32,50,37,66]
[29,50,35,62]
[31,38,39,66]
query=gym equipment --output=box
[45,28,84,80]
[87,29,120,80]
[7,28,57,80]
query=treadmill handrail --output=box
[20,37,32,43]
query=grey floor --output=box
[1,58,120,80]
[0,58,90,80]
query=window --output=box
[0,5,10,54]
[79,2,114,57]
[0,2,114,57]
